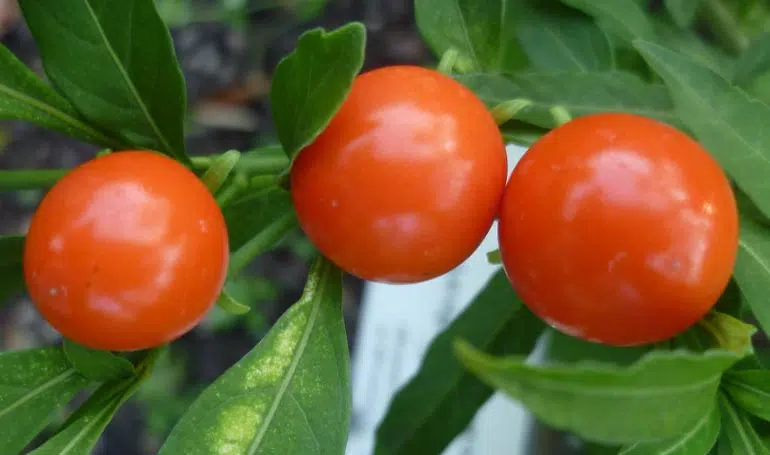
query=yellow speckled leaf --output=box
[158,257,349,455]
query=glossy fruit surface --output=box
[498,112,739,346]
[23,150,229,351]
[290,65,507,283]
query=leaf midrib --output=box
[639,42,770,171]
[0,83,119,148]
[81,0,174,156]
[619,406,714,455]
[246,261,330,453]
[0,369,77,420]
[489,368,721,398]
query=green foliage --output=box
[0,46,121,148]
[18,0,189,164]
[456,71,676,129]
[414,0,529,72]
[270,22,366,161]
[158,257,349,454]
[29,349,159,455]
[62,340,135,382]
[0,348,90,454]
[455,342,739,444]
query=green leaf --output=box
[456,70,676,129]
[415,0,528,73]
[734,32,770,86]
[18,0,189,164]
[723,370,770,423]
[698,312,756,356]
[733,213,770,338]
[270,22,366,162]
[619,402,720,455]
[0,235,25,306]
[561,0,655,42]
[455,343,739,444]
[545,329,651,367]
[650,18,735,81]
[28,349,159,455]
[634,40,770,220]
[718,392,770,455]
[664,0,701,28]
[0,347,90,454]
[158,257,350,454]
[201,150,241,195]
[224,187,299,276]
[223,187,295,252]
[374,270,546,455]
[62,339,135,381]
[0,45,121,148]
[516,6,614,72]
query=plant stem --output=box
[702,0,750,55]
[437,48,460,74]
[228,211,299,277]
[192,153,288,175]
[0,169,68,192]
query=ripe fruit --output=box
[498,112,739,346]
[290,65,507,283]
[23,151,229,351]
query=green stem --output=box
[702,0,750,55]
[0,169,68,192]
[549,106,572,127]
[437,48,460,74]
[491,99,533,125]
[228,212,299,277]
[192,152,289,175]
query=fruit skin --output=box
[23,150,229,351]
[498,112,739,346]
[290,65,508,283]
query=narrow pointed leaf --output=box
[415,0,528,73]
[159,257,350,454]
[0,235,25,307]
[733,213,770,338]
[0,45,120,148]
[455,342,739,444]
[62,340,135,382]
[634,40,770,220]
[28,349,159,455]
[374,270,546,455]
[718,393,770,455]
[723,370,770,423]
[456,71,676,129]
[0,348,90,454]
[18,0,189,164]
[270,23,366,161]
[561,0,655,42]
[619,403,720,455]
[516,6,613,72]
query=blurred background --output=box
[0,0,436,453]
